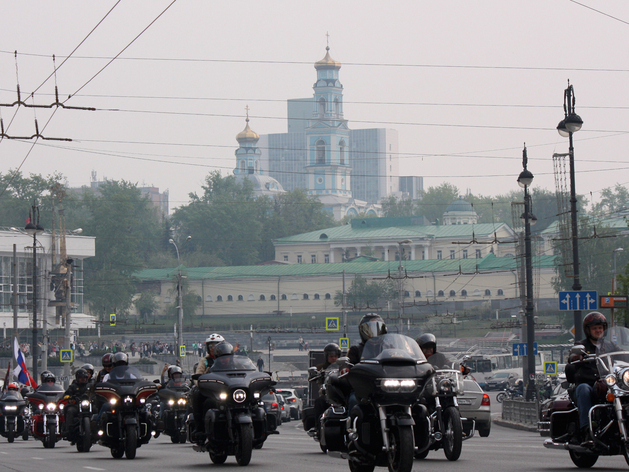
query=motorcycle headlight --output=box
[253,392,260,399]
[139,398,146,404]
[58,403,65,410]
[38,404,44,410]
[380,379,417,393]
[109,398,118,405]
[219,393,228,401]
[177,398,187,405]
[605,374,617,387]
[233,389,247,403]
[620,368,629,389]
[124,396,133,404]
[168,399,175,406]
[46,403,56,411]
[81,400,90,408]
[4,405,17,411]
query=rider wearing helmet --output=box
[95,352,114,383]
[211,342,235,370]
[63,368,91,436]
[195,333,225,375]
[566,312,620,443]
[112,352,128,367]
[81,363,95,383]
[39,370,56,389]
[348,314,387,364]
[416,333,450,368]
[312,343,342,432]
[317,343,341,371]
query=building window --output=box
[415,290,421,297]
[303,293,309,300]
[484,289,491,296]
[270,294,276,301]
[216,295,223,302]
[297,255,303,264]
[314,293,320,300]
[247,294,254,301]
[237,295,244,301]
[404,291,410,297]
[283,255,288,262]
[339,140,346,165]
[450,250,455,259]
[311,254,317,264]
[476,249,482,259]
[497,289,504,296]
[259,294,266,301]
[473,289,481,296]
[462,250,468,259]
[315,139,326,164]
[325,293,331,300]
[437,290,444,297]
[461,289,468,297]
[239,160,246,172]
[281,294,287,300]
[291,293,298,300]
[427,290,433,297]
[227,295,233,301]
[318,98,326,116]
[206,295,213,302]
[449,290,456,297]
[324,254,329,263]
[437,250,442,260]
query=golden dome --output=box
[315,46,341,70]
[236,118,259,142]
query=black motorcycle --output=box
[414,366,465,461]
[303,363,338,452]
[191,354,276,466]
[496,385,523,403]
[93,365,159,459]
[59,393,94,452]
[157,381,190,444]
[323,333,433,472]
[0,389,29,442]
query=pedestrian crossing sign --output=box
[339,338,349,349]
[60,349,73,363]
[326,317,340,331]
[109,313,116,326]
[180,345,186,357]
[544,361,557,375]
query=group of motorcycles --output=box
[303,333,469,472]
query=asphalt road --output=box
[2,414,629,472]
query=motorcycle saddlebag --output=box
[321,407,346,452]
[302,407,316,432]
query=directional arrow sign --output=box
[559,291,598,311]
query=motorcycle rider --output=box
[162,365,188,388]
[102,352,136,382]
[81,363,95,383]
[416,333,450,368]
[312,343,341,432]
[565,312,619,442]
[1,383,21,399]
[37,371,57,390]
[95,353,114,383]
[191,333,225,440]
[211,342,235,369]
[62,368,91,437]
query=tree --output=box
[133,291,159,322]
[416,183,460,224]
[591,184,629,218]
[334,275,396,311]
[379,195,417,218]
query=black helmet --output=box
[214,341,234,358]
[417,333,437,352]
[81,363,94,377]
[323,343,341,359]
[583,312,608,337]
[358,313,387,343]
[75,368,89,383]
[102,352,114,367]
[113,352,128,367]
[41,370,55,384]
[167,365,183,379]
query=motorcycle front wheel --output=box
[387,424,414,472]
[235,423,253,466]
[44,424,56,449]
[569,450,598,468]
[79,417,91,453]
[349,460,376,472]
[7,423,14,443]
[442,406,462,461]
[209,451,228,464]
[125,424,137,459]
[496,392,506,403]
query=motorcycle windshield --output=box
[210,354,257,372]
[361,333,426,362]
[106,365,145,382]
[596,351,629,378]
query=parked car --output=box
[484,371,519,391]
[458,379,491,437]
[277,394,290,422]
[261,392,282,428]
[276,388,303,419]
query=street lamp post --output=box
[169,236,191,359]
[557,82,584,340]
[518,145,537,401]
[397,239,412,333]
[612,247,624,326]
[25,205,44,382]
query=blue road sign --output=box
[512,342,538,356]
[180,345,186,357]
[60,349,73,362]
[544,361,557,375]
[339,338,349,349]
[326,317,339,331]
[559,290,598,311]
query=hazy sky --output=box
[1,1,628,213]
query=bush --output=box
[133,357,157,365]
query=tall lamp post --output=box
[25,205,44,382]
[518,145,537,401]
[169,236,191,359]
[612,247,624,327]
[557,82,584,340]
[397,239,412,333]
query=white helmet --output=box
[205,333,225,351]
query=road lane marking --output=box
[84,468,105,471]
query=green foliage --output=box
[380,195,417,218]
[334,274,397,311]
[134,291,159,322]
[417,183,460,224]
[591,184,629,218]
[133,357,157,365]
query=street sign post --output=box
[600,295,628,308]
[512,342,538,356]
[180,345,186,357]
[559,291,597,311]
[339,338,349,349]
[60,349,73,363]
[109,313,116,326]
[326,317,339,331]
[544,361,557,375]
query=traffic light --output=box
[109,313,116,326]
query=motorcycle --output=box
[540,349,629,468]
[58,393,94,452]
[157,381,190,444]
[302,363,338,452]
[190,353,276,466]
[496,385,523,403]
[93,365,159,459]
[27,383,65,448]
[414,366,465,461]
[0,388,29,442]
[323,333,433,472]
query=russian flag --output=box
[13,337,37,388]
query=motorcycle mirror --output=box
[153,379,160,383]
[308,366,318,373]
[191,374,201,381]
